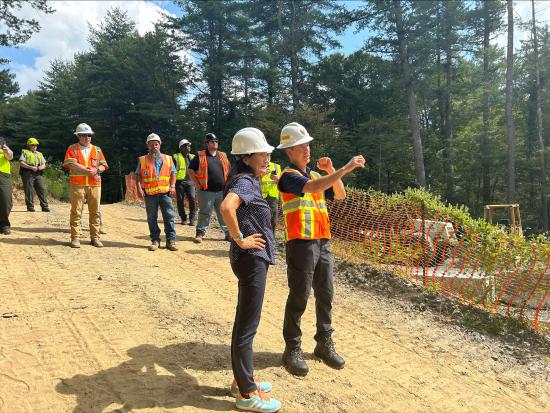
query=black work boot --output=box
[282,347,309,376]
[314,336,345,369]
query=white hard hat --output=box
[231,127,274,155]
[178,139,191,148]
[74,123,94,135]
[277,122,313,149]
[146,133,161,143]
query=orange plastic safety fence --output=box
[324,190,550,334]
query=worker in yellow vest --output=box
[0,138,14,235]
[137,133,177,252]
[277,122,365,377]
[19,137,49,212]
[173,139,196,225]
[260,161,281,231]
[63,123,108,249]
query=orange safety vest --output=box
[139,154,173,195]
[63,144,108,187]
[195,150,230,190]
[280,167,331,241]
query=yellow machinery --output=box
[483,204,523,237]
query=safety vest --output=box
[63,144,107,187]
[260,162,281,199]
[0,151,10,174]
[195,150,230,190]
[21,149,45,166]
[173,153,195,180]
[280,167,331,241]
[139,154,173,195]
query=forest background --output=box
[0,0,549,235]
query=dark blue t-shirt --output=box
[228,175,275,265]
[278,163,334,199]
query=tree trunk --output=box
[289,0,299,113]
[531,0,548,231]
[393,0,426,188]
[443,2,455,203]
[481,0,491,205]
[506,0,516,203]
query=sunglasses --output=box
[206,139,218,143]
[78,134,93,138]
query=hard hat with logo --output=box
[74,123,94,135]
[277,122,313,149]
[179,139,191,148]
[231,127,274,155]
[27,137,39,146]
[146,133,161,143]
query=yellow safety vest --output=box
[260,162,281,198]
[173,153,195,180]
[21,149,45,166]
[0,151,11,174]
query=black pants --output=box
[264,195,279,232]
[175,179,196,222]
[231,253,268,395]
[0,172,12,231]
[283,238,334,349]
[21,171,48,210]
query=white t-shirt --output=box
[78,144,91,161]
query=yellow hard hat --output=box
[27,137,39,145]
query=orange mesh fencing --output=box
[324,189,550,334]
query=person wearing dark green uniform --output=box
[19,137,49,212]
[0,139,14,234]
[259,161,281,231]
[173,139,196,225]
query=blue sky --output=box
[0,0,544,95]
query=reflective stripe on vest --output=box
[22,149,45,166]
[260,162,281,198]
[66,145,103,186]
[139,154,173,195]
[280,167,331,241]
[173,153,195,180]
[195,150,230,190]
[0,151,10,174]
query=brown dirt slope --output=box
[0,201,548,413]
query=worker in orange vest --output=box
[188,133,231,243]
[136,133,177,252]
[277,122,365,377]
[63,123,108,249]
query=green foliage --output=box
[43,161,70,202]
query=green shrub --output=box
[43,161,70,201]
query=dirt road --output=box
[1,201,549,412]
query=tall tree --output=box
[530,0,548,231]
[505,0,515,203]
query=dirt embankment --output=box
[0,200,549,413]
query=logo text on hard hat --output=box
[281,135,289,141]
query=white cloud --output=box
[495,1,550,50]
[8,0,172,93]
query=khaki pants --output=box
[70,185,101,240]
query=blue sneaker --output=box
[235,389,281,413]
[230,378,272,397]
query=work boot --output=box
[181,217,188,225]
[2,227,11,235]
[91,238,103,248]
[194,234,203,244]
[70,238,81,248]
[282,347,309,377]
[148,240,160,251]
[27,207,35,212]
[189,217,196,226]
[314,336,345,369]
[99,227,107,234]
[42,207,50,212]
[166,241,178,251]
